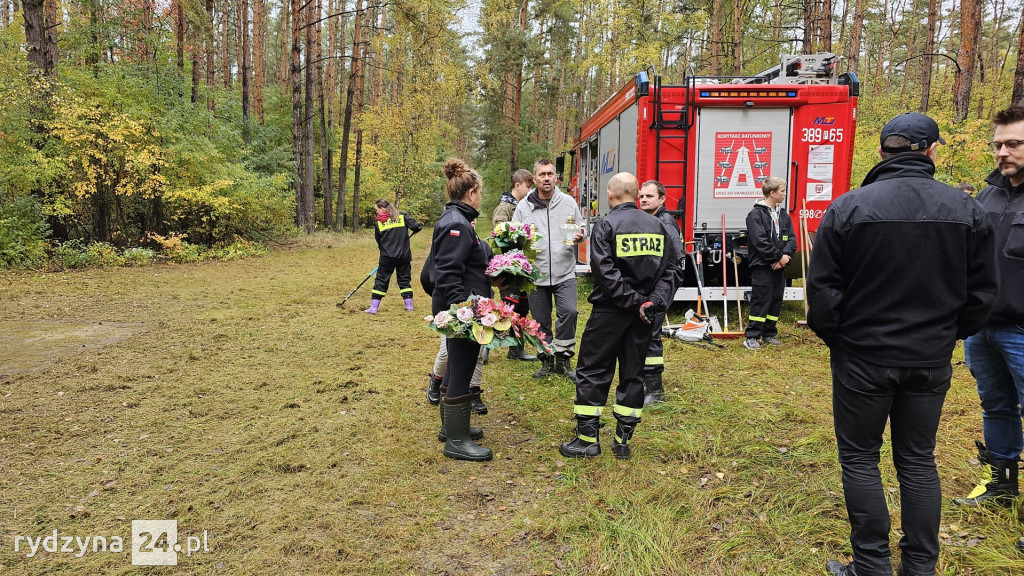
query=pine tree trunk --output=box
[1013,13,1024,103]
[279,1,291,91]
[920,0,938,112]
[252,0,265,123]
[710,0,722,75]
[240,0,251,142]
[317,0,333,229]
[732,0,741,74]
[344,0,364,233]
[802,0,814,52]
[334,1,348,230]
[176,1,186,72]
[820,0,832,52]
[291,0,307,230]
[352,6,366,234]
[22,0,46,73]
[206,0,215,93]
[953,0,982,122]
[222,1,232,90]
[303,0,315,233]
[42,0,56,73]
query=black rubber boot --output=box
[554,352,577,383]
[643,373,665,406]
[426,373,442,405]
[953,440,1019,507]
[825,560,857,576]
[532,353,554,378]
[507,345,538,362]
[559,416,601,458]
[437,385,481,442]
[611,419,638,460]
[1016,533,1024,553]
[470,386,488,415]
[442,394,492,462]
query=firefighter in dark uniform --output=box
[559,172,682,460]
[742,177,797,347]
[365,198,423,314]
[637,180,685,405]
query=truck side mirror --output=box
[555,155,565,182]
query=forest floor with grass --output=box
[0,231,1021,576]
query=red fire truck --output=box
[557,53,860,303]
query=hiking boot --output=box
[742,338,760,350]
[506,345,537,362]
[426,373,442,405]
[643,373,665,406]
[554,352,577,383]
[533,353,554,378]
[470,386,488,415]
[441,394,492,462]
[825,560,857,576]
[761,336,782,346]
[953,440,1019,507]
[1017,533,1024,553]
[437,384,482,442]
[611,419,637,460]
[559,416,601,458]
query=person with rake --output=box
[365,198,422,314]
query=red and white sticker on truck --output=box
[712,131,773,198]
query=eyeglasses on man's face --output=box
[988,139,1024,153]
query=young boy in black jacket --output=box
[743,177,796,349]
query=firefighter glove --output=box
[639,301,656,324]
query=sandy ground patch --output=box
[0,321,144,378]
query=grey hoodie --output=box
[511,186,586,286]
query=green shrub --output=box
[84,242,126,266]
[122,247,155,266]
[51,239,90,269]
[0,196,51,268]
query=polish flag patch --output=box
[449,230,461,237]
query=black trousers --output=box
[831,347,950,576]
[745,265,785,339]
[443,337,481,398]
[371,256,413,300]
[574,307,652,423]
[643,307,667,376]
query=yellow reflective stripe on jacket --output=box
[377,215,406,232]
[573,405,602,417]
[645,356,664,366]
[612,404,642,418]
[616,234,664,257]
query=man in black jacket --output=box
[807,112,998,576]
[559,172,681,460]
[953,104,1024,553]
[638,179,685,404]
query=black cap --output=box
[880,112,946,152]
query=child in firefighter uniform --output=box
[742,177,796,348]
[366,198,423,314]
[559,173,681,460]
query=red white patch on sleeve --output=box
[449,230,461,237]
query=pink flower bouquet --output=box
[484,249,541,294]
[425,295,551,353]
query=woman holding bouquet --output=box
[365,198,422,314]
[429,158,493,462]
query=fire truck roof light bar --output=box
[699,90,798,98]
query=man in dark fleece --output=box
[807,112,998,576]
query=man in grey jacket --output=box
[513,158,586,381]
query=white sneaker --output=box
[742,338,760,350]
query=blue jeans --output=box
[965,322,1024,461]
[831,348,951,576]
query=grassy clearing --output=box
[0,230,1021,575]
